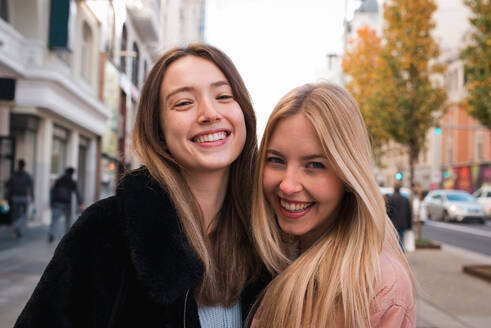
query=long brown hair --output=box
[251,83,412,327]
[131,43,259,306]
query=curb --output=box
[441,243,491,263]
[462,265,491,283]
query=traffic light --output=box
[395,172,403,180]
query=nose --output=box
[279,167,303,195]
[198,96,221,124]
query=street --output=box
[422,220,491,256]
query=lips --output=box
[278,197,314,219]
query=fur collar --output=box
[116,168,204,305]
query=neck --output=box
[299,207,341,254]
[183,168,230,233]
[299,234,316,254]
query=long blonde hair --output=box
[132,44,259,306]
[251,83,411,327]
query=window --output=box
[446,134,453,164]
[131,42,139,86]
[476,130,483,161]
[143,60,148,83]
[78,135,90,200]
[0,0,8,21]
[51,126,69,181]
[80,21,93,81]
[120,24,127,73]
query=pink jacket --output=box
[252,248,415,327]
[370,248,415,327]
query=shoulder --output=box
[371,248,415,327]
[60,196,123,247]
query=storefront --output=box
[442,163,491,192]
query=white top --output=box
[198,300,242,328]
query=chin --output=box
[277,221,308,237]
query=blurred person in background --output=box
[5,159,34,239]
[412,184,426,240]
[48,167,83,243]
[14,44,267,328]
[250,83,414,327]
[387,183,412,251]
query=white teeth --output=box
[195,132,227,143]
[280,199,312,212]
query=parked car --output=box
[423,189,485,223]
[472,185,491,218]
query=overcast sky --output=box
[205,0,358,137]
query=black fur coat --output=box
[14,169,268,327]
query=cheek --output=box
[233,109,247,141]
[314,174,345,202]
[262,168,277,200]
[161,112,189,140]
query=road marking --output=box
[425,221,491,239]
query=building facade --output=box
[0,0,110,223]
[339,0,490,192]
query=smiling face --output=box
[160,55,247,174]
[262,113,345,247]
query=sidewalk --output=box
[1,223,491,328]
[408,245,491,328]
[0,223,57,327]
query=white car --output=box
[473,186,491,218]
[424,189,486,223]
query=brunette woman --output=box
[15,44,266,328]
[251,83,415,327]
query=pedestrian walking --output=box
[14,43,268,328]
[387,183,413,251]
[4,159,34,239]
[250,83,414,327]
[48,167,83,243]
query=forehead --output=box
[268,114,323,153]
[161,56,227,93]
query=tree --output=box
[461,0,491,129]
[342,26,391,161]
[379,0,446,191]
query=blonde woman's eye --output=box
[307,162,325,169]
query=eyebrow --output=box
[267,149,326,161]
[164,80,231,103]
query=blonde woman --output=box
[251,83,414,327]
[15,44,267,328]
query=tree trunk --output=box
[408,144,422,239]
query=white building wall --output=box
[161,0,203,50]
[0,0,110,223]
[35,117,53,223]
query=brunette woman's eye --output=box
[307,161,325,169]
[266,157,284,164]
[217,94,233,100]
[175,100,192,107]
